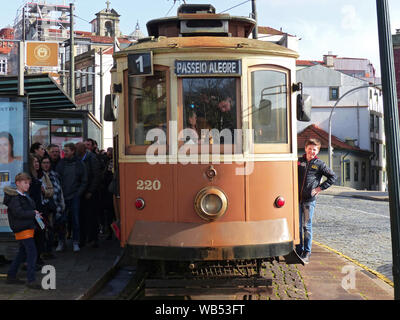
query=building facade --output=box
[298,125,372,189]
[63,5,139,149]
[257,26,298,51]
[297,64,386,191]
[392,29,400,118]
[0,28,15,75]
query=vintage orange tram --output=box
[105,4,310,266]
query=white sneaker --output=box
[73,242,80,252]
[55,241,64,252]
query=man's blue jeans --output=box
[63,196,81,243]
[296,200,316,255]
[8,237,37,283]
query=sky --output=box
[2,0,400,76]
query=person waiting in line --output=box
[84,138,107,233]
[85,138,100,155]
[102,147,115,240]
[30,142,46,160]
[43,155,66,253]
[47,144,61,171]
[76,142,101,248]
[55,143,87,253]
[4,172,43,290]
[297,138,337,264]
[40,156,58,260]
[28,154,46,268]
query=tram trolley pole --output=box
[251,0,258,39]
[376,0,400,300]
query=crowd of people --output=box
[4,139,116,289]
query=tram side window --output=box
[251,70,288,145]
[182,77,237,144]
[128,70,168,146]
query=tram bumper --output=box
[127,219,295,261]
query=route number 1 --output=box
[136,55,143,73]
[128,52,153,76]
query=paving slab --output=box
[0,237,394,300]
[0,237,123,300]
[300,242,394,300]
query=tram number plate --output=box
[128,52,153,76]
[137,179,161,191]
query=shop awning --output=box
[0,73,77,109]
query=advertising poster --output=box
[0,101,26,232]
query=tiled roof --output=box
[0,44,13,55]
[258,26,294,37]
[298,124,371,154]
[296,60,324,66]
[47,29,131,44]
[0,27,15,55]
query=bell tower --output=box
[92,1,121,37]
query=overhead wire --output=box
[73,14,91,24]
[165,0,187,16]
[219,0,251,14]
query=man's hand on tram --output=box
[311,187,322,197]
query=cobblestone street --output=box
[313,194,393,281]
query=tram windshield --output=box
[182,77,238,144]
[128,69,168,146]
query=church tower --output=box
[129,21,145,41]
[91,1,121,37]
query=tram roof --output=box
[115,36,299,59]
[0,74,76,110]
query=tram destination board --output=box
[128,52,153,76]
[175,60,242,76]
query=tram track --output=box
[80,253,309,300]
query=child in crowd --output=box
[4,172,43,289]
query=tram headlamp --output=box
[194,187,228,222]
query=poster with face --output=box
[0,101,25,232]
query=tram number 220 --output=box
[137,179,161,191]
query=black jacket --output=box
[56,156,88,200]
[81,151,101,194]
[29,176,44,212]
[3,186,37,233]
[298,155,337,203]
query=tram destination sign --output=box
[175,60,242,76]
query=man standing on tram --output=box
[297,138,337,264]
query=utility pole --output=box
[100,47,104,147]
[18,7,25,96]
[376,0,400,300]
[69,3,75,102]
[251,0,258,39]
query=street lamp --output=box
[328,84,381,170]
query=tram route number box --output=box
[128,52,154,76]
[175,60,242,76]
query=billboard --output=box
[0,100,27,232]
[26,42,59,67]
